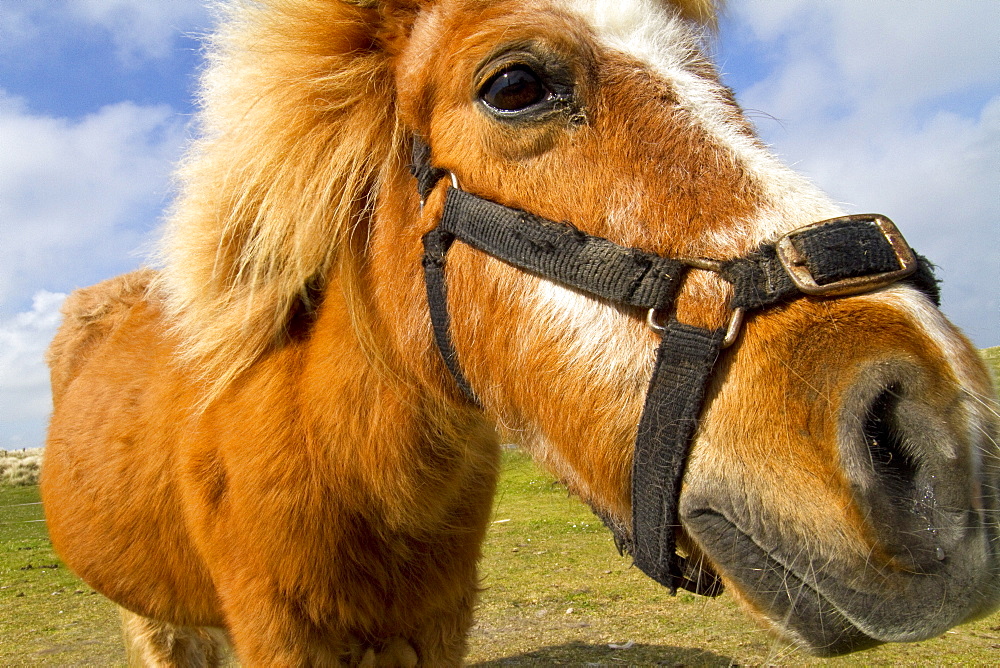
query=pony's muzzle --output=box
[837,358,985,570]
[681,341,1000,655]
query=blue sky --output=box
[1,0,998,448]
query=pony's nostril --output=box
[862,384,919,499]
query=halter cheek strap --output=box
[413,141,939,596]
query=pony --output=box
[42,0,999,665]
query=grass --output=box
[981,345,1000,389]
[0,485,124,666]
[4,449,1000,665]
[0,449,43,487]
[2,351,996,664]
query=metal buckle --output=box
[645,256,745,348]
[646,307,744,349]
[420,172,462,211]
[776,214,918,297]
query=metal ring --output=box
[422,172,462,211]
[678,257,725,273]
[646,306,745,349]
[721,308,745,349]
[646,308,667,333]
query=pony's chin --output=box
[683,510,879,655]
[681,507,993,657]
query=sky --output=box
[1,0,998,449]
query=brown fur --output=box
[47,270,156,404]
[155,0,718,401]
[43,0,998,664]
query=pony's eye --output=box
[480,66,549,113]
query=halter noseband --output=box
[413,141,939,596]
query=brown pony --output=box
[42,0,999,665]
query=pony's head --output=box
[159,0,999,655]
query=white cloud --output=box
[723,0,1000,346]
[0,92,189,448]
[0,91,188,313]
[68,0,210,62]
[827,4,999,111]
[731,0,1000,120]
[0,291,66,448]
[0,3,43,52]
[0,0,209,63]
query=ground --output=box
[4,446,1000,666]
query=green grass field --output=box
[2,350,996,664]
[0,485,124,666]
[4,446,1000,666]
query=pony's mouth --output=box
[682,506,992,656]
[684,509,878,655]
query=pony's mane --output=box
[668,0,719,28]
[155,0,718,395]
[155,0,402,392]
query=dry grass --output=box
[0,449,42,487]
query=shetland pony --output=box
[42,0,999,665]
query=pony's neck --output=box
[297,267,500,532]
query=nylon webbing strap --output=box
[723,230,940,310]
[422,228,478,403]
[439,189,685,310]
[439,188,939,315]
[414,148,940,598]
[632,320,726,593]
[411,137,448,202]
[792,220,901,284]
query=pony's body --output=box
[43,0,1000,665]
[47,268,497,663]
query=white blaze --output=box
[561,0,844,251]
[521,0,969,450]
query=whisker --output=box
[966,389,1000,420]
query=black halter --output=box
[413,141,939,596]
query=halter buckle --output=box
[646,256,745,348]
[776,214,917,297]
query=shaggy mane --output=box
[668,0,719,28]
[155,0,403,393]
[155,0,718,396]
